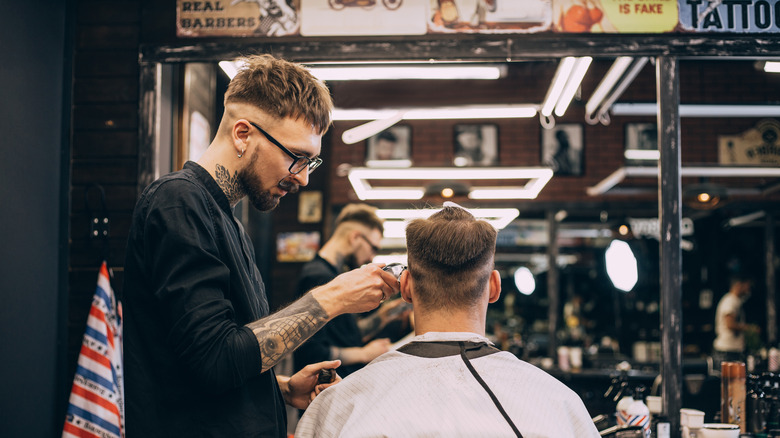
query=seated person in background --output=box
[296,203,599,438]
[294,203,411,378]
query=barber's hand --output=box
[281,360,342,410]
[311,264,400,317]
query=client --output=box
[296,203,599,437]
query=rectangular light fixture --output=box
[332,104,538,121]
[585,57,648,124]
[219,61,506,81]
[540,57,592,118]
[307,65,506,81]
[555,57,592,117]
[611,103,780,117]
[624,149,660,161]
[376,207,521,238]
[348,167,554,200]
[764,61,780,73]
[587,166,780,196]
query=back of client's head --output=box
[405,206,497,310]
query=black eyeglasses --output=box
[358,233,380,253]
[247,121,323,175]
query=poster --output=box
[177,0,300,37]
[428,0,551,33]
[718,119,780,165]
[552,0,678,33]
[276,231,321,262]
[300,0,428,36]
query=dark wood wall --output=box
[67,0,143,391]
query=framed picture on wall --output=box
[541,124,584,176]
[276,231,321,263]
[453,124,499,167]
[365,125,412,167]
[624,123,658,166]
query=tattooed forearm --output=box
[246,293,330,372]
[214,164,245,206]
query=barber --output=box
[122,54,399,437]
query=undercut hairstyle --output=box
[405,206,497,310]
[224,54,333,134]
[333,203,384,236]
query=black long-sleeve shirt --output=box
[123,161,286,437]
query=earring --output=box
[238,149,245,158]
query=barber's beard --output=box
[239,155,299,211]
[344,252,360,271]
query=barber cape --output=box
[296,332,599,438]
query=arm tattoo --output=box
[246,293,329,372]
[214,164,245,206]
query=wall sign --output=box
[177,0,300,37]
[719,119,780,165]
[679,0,780,33]
[176,0,779,37]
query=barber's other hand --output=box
[361,338,391,363]
[311,263,400,317]
[282,360,342,410]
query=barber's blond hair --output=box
[225,54,333,133]
[405,206,496,309]
[333,203,384,235]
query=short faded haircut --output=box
[224,54,333,134]
[405,206,497,309]
[334,203,384,235]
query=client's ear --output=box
[488,270,501,303]
[400,270,413,304]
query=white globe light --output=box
[514,266,536,296]
[605,240,638,292]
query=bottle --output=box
[746,374,767,434]
[625,386,651,438]
[721,361,746,432]
[616,387,635,427]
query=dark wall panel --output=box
[0,1,71,436]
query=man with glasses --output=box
[123,54,400,438]
[294,203,412,380]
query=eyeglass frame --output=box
[247,121,323,175]
[358,233,381,254]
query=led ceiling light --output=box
[611,103,780,117]
[585,57,648,125]
[348,167,554,200]
[307,65,506,81]
[220,60,506,81]
[764,61,780,73]
[587,166,780,196]
[334,105,538,121]
[377,207,520,239]
[337,105,538,145]
[539,57,592,127]
[554,57,592,117]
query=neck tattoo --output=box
[215,164,244,205]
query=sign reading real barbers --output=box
[176,0,780,38]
